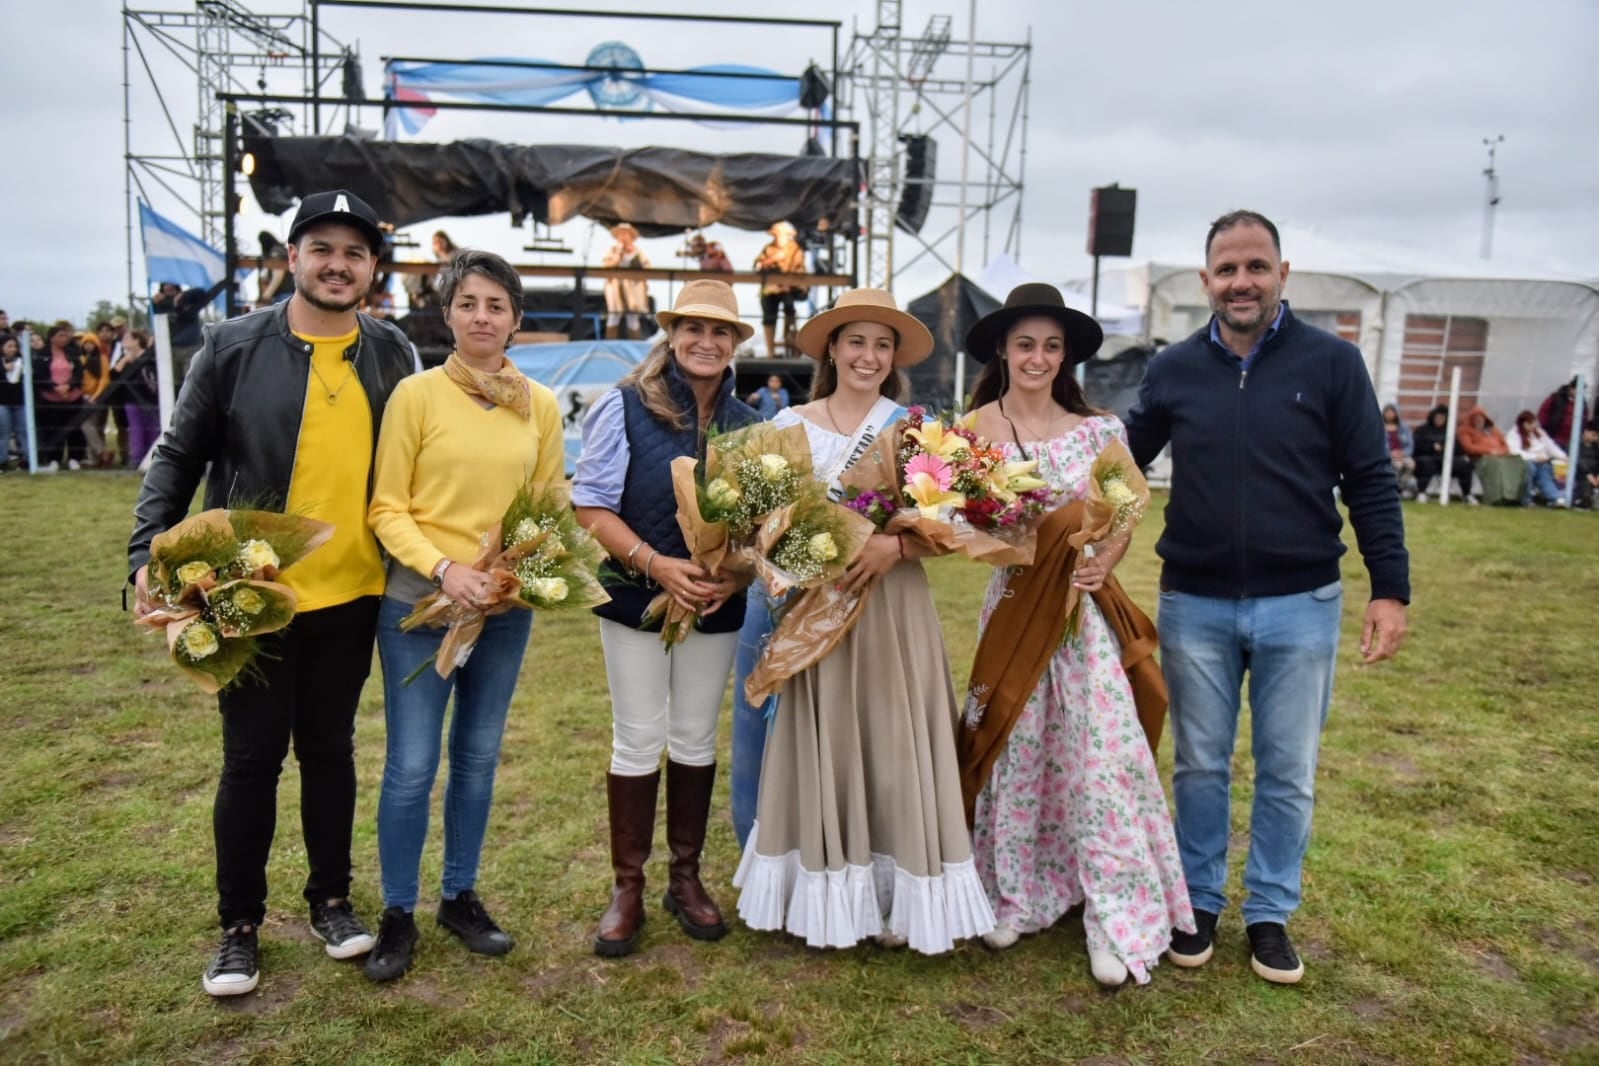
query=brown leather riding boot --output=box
[593,770,659,958]
[661,761,728,940]
[604,322,622,340]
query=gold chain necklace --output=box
[309,357,357,404]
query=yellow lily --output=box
[905,418,970,461]
[989,458,1047,502]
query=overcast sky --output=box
[4,0,1597,325]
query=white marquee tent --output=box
[1071,228,1599,429]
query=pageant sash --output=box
[823,396,903,500]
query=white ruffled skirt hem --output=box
[733,821,995,956]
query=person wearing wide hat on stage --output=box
[573,279,759,957]
[602,222,652,340]
[957,282,1193,986]
[732,288,996,956]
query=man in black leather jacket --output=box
[129,190,419,998]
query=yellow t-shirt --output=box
[368,366,565,580]
[281,326,388,611]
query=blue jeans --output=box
[1523,459,1561,504]
[375,596,533,911]
[1157,582,1342,926]
[0,405,27,460]
[730,583,777,849]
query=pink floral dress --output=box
[970,415,1194,983]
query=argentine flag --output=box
[139,201,227,292]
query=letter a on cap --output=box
[334,194,350,213]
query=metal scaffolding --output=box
[838,0,1031,290]
[122,1,352,308]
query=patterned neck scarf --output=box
[443,351,530,420]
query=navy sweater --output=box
[1125,307,1410,603]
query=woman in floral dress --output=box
[960,284,1193,986]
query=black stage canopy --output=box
[904,273,1002,412]
[245,135,858,236]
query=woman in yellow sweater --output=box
[365,249,563,982]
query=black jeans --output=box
[214,596,379,928]
[1414,453,1474,499]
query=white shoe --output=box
[873,932,907,949]
[1088,945,1129,987]
[1556,497,1570,508]
[1415,492,1429,504]
[982,923,1020,950]
[67,459,81,471]
[43,460,59,473]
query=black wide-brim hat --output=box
[964,282,1104,365]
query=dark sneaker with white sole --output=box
[1167,908,1218,968]
[364,907,419,983]
[1247,922,1305,984]
[438,890,514,956]
[309,899,375,959]
[202,924,260,997]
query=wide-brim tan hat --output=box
[610,222,639,239]
[656,279,756,343]
[794,288,934,368]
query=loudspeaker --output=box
[1087,185,1137,257]
[896,134,937,236]
[799,64,831,110]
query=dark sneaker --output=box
[309,899,375,960]
[364,907,419,983]
[202,924,260,997]
[437,890,514,956]
[1247,922,1305,984]
[1167,909,1218,968]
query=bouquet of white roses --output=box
[136,509,333,693]
[401,481,609,681]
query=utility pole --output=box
[1480,134,1503,259]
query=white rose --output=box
[179,621,221,659]
[510,517,543,545]
[236,539,280,573]
[176,561,213,586]
[706,478,741,508]
[807,532,839,561]
[528,577,569,604]
[758,453,790,478]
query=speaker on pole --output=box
[1087,184,1137,257]
[896,134,937,236]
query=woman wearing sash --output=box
[957,284,1192,986]
[733,288,996,955]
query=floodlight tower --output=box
[1480,134,1504,260]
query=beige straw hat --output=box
[655,279,756,342]
[794,287,934,367]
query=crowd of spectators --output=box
[0,308,162,472]
[1396,379,1597,508]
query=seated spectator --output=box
[1412,404,1474,503]
[1575,419,1599,510]
[1382,404,1417,497]
[1457,405,1526,506]
[1507,410,1569,507]
[746,374,789,420]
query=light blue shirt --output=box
[570,388,629,510]
[1209,300,1287,370]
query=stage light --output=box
[240,152,256,176]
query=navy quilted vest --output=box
[593,361,758,634]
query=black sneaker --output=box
[309,899,375,960]
[202,924,260,997]
[1247,922,1305,984]
[437,890,514,956]
[1167,909,1218,968]
[364,907,419,983]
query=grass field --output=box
[1,473,1596,1065]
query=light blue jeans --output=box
[1523,459,1562,505]
[375,595,533,912]
[730,583,777,849]
[0,405,27,460]
[1157,582,1342,926]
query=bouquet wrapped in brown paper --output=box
[641,420,823,646]
[402,480,609,681]
[136,509,333,694]
[1060,437,1150,637]
[744,413,1052,705]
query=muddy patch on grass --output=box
[1538,1011,1599,1057]
[215,972,301,1015]
[1364,752,1424,782]
[400,972,467,1008]
[1348,997,1388,1021]
[263,913,319,945]
[1469,946,1521,983]
[944,1001,1011,1029]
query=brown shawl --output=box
[956,499,1167,828]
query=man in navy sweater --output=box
[1126,210,1409,985]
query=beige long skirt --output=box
[732,561,995,954]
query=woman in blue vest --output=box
[573,279,758,957]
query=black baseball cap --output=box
[287,189,384,253]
